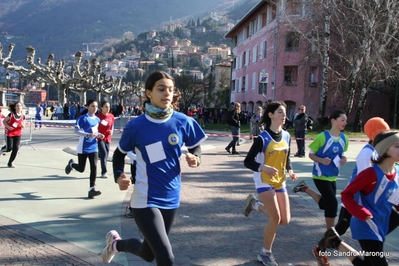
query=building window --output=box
[309,66,318,87]
[253,46,257,63]
[245,50,250,66]
[258,83,267,95]
[285,32,300,51]
[262,12,267,27]
[284,66,298,86]
[252,72,257,91]
[242,76,246,92]
[238,30,244,45]
[250,18,258,36]
[260,40,267,59]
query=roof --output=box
[224,0,267,39]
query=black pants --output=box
[72,153,98,188]
[294,129,306,155]
[116,208,177,265]
[98,140,110,175]
[314,179,337,218]
[226,126,240,152]
[356,240,388,266]
[5,135,21,166]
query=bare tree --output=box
[112,77,144,106]
[174,74,204,112]
[283,0,399,130]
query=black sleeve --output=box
[188,145,202,159]
[286,145,293,171]
[244,137,263,172]
[113,147,126,183]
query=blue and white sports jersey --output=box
[351,164,399,242]
[75,114,100,154]
[118,111,207,209]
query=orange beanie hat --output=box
[364,117,390,140]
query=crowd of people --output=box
[1,72,398,265]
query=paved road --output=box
[1,122,399,266]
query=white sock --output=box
[262,247,272,254]
[253,201,261,211]
[89,187,95,191]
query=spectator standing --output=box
[69,102,76,120]
[225,102,241,155]
[50,104,55,120]
[1,102,25,167]
[34,102,44,130]
[293,105,308,157]
[64,100,105,198]
[55,103,63,120]
[63,102,70,120]
[96,101,115,178]
[250,106,264,141]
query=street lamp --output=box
[394,58,399,129]
[5,72,10,105]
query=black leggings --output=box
[314,179,337,218]
[354,240,387,266]
[5,135,21,166]
[116,207,177,265]
[72,153,98,187]
[98,140,110,175]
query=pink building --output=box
[225,1,389,123]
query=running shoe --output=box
[125,205,134,218]
[318,227,342,250]
[88,189,102,199]
[243,194,258,217]
[65,159,74,175]
[312,246,330,266]
[101,230,121,263]
[257,251,278,266]
[292,180,308,193]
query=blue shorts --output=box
[257,187,287,194]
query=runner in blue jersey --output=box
[339,131,399,265]
[101,71,207,265]
[292,109,349,264]
[64,99,105,198]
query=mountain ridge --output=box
[0,0,244,60]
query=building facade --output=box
[224,0,390,123]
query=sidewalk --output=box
[0,129,399,265]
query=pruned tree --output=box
[112,76,144,106]
[0,43,132,105]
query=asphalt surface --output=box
[1,118,399,266]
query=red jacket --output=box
[96,113,115,143]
